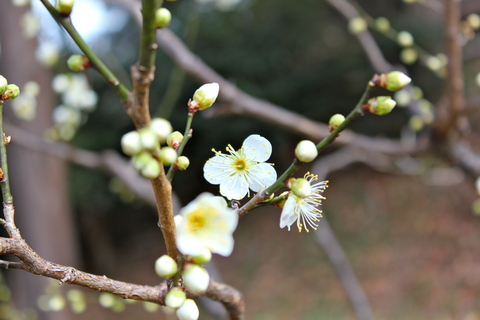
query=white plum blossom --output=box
[203,134,277,200]
[280,172,328,232]
[176,193,238,257]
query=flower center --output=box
[233,159,247,171]
[187,210,207,232]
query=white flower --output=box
[203,134,277,200]
[280,172,328,232]
[176,193,238,256]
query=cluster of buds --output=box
[154,249,212,320]
[121,118,184,179]
[0,75,20,101]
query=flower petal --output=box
[279,197,298,231]
[246,163,277,192]
[219,173,249,200]
[206,233,234,256]
[242,134,272,162]
[203,155,232,185]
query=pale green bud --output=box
[182,264,210,294]
[393,90,411,107]
[49,294,66,311]
[56,0,74,16]
[374,17,390,33]
[409,115,424,131]
[328,114,345,130]
[0,75,8,95]
[368,96,396,116]
[155,8,172,29]
[99,293,115,308]
[140,159,161,179]
[291,178,311,198]
[1,84,20,100]
[400,48,418,65]
[155,255,178,278]
[165,288,186,309]
[67,54,90,72]
[396,31,414,47]
[382,71,411,91]
[425,55,442,72]
[467,13,480,30]
[191,83,219,111]
[149,118,173,143]
[139,128,159,151]
[159,146,177,166]
[176,299,199,320]
[167,131,184,149]
[132,151,153,170]
[294,140,318,163]
[121,131,142,156]
[348,17,367,34]
[175,156,190,171]
[191,249,212,265]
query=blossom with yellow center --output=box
[203,134,277,200]
[280,173,328,232]
[176,193,238,256]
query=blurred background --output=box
[1,0,480,319]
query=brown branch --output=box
[205,279,244,320]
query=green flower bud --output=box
[182,264,210,294]
[396,31,414,47]
[190,83,219,111]
[138,127,159,151]
[165,288,186,309]
[121,131,142,156]
[291,178,311,198]
[1,84,20,100]
[467,13,480,30]
[367,96,396,116]
[175,156,190,171]
[155,8,172,29]
[132,151,154,170]
[380,71,412,91]
[0,75,8,95]
[159,146,177,166]
[67,54,90,72]
[167,131,184,149]
[56,0,74,16]
[328,114,345,130]
[374,17,390,33]
[191,249,212,265]
[140,159,161,179]
[176,299,199,320]
[149,118,173,143]
[155,255,178,278]
[400,48,418,65]
[294,140,318,163]
[348,17,367,34]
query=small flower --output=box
[176,193,238,256]
[280,172,328,232]
[203,134,277,200]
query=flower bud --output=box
[165,288,186,309]
[182,264,210,294]
[467,13,480,30]
[138,128,159,151]
[396,31,414,47]
[0,75,8,95]
[175,156,190,171]
[328,114,345,131]
[366,96,396,116]
[294,140,318,163]
[140,159,161,179]
[400,48,418,65]
[132,152,153,170]
[121,131,142,156]
[149,118,173,143]
[348,17,367,34]
[67,54,90,72]
[167,131,184,149]
[191,249,212,265]
[176,299,199,320]
[190,83,219,111]
[155,255,178,278]
[1,84,20,100]
[159,146,177,166]
[291,178,311,198]
[56,0,74,16]
[374,17,390,33]
[155,8,172,29]
[379,71,411,91]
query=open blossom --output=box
[280,173,328,232]
[176,193,238,256]
[203,134,277,200]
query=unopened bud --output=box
[396,31,414,47]
[175,156,190,171]
[378,71,411,91]
[400,48,418,65]
[366,96,396,116]
[328,114,345,131]
[374,17,390,33]
[121,131,142,156]
[182,264,210,294]
[294,140,318,163]
[467,13,480,30]
[176,299,199,320]
[155,255,178,278]
[191,249,212,265]
[155,8,172,29]
[139,128,159,151]
[190,83,219,112]
[1,84,20,100]
[67,54,90,72]
[149,118,173,143]
[159,146,177,166]
[348,17,367,34]
[132,151,153,170]
[56,0,74,16]
[291,178,311,198]
[167,131,184,149]
[0,75,8,95]
[165,288,186,309]
[140,159,161,179]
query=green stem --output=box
[139,0,163,70]
[39,0,131,104]
[166,113,194,181]
[0,102,13,204]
